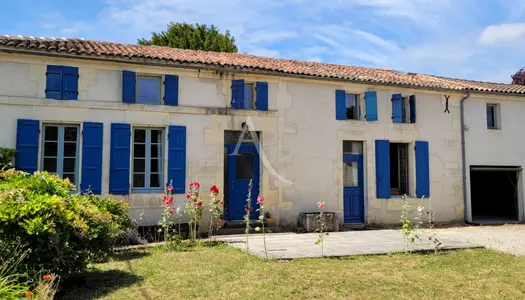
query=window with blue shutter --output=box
[409,95,416,123]
[81,122,103,194]
[16,119,40,174]
[122,71,136,104]
[335,90,346,120]
[168,125,186,193]
[164,74,179,106]
[132,128,164,191]
[375,139,390,198]
[255,82,268,111]
[392,94,403,123]
[45,65,78,100]
[415,141,430,198]
[41,125,80,184]
[231,79,245,109]
[109,123,131,194]
[365,91,378,121]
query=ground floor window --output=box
[390,143,408,195]
[41,124,80,184]
[132,128,164,190]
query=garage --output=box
[470,166,521,224]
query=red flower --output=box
[317,201,325,209]
[25,291,33,297]
[220,201,224,205]
[167,185,174,192]
[246,207,252,214]
[43,274,52,280]
[197,202,203,207]
[186,192,191,200]
[189,181,201,189]
[431,220,436,225]
[140,212,146,217]
[257,195,265,204]
[169,209,174,215]
[210,184,219,194]
[162,195,167,201]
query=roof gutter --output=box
[1,47,524,97]
[460,91,472,222]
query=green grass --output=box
[61,245,525,300]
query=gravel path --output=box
[430,224,525,256]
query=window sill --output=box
[487,128,501,131]
[131,189,165,194]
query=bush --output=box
[0,170,133,278]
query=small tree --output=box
[512,67,525,85]
[138,22,238,53]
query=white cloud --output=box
[478,23,525,45]
[244,30,297,44]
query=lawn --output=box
[61,245,525,300]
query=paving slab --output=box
[215,230,481,259]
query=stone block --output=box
[297,212,340,232]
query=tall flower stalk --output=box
[255,189,268,258]
[208,183,223,238]
[315,191,328,257]
[426,197,441,254]
[399,194,418,253]
[158,182,175,244]
[185,180,203,242]
[244,179,253,251]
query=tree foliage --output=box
[138,22,238,53]
[511,67,525,85]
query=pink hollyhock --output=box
[167,185,174,192]
[317,201,325,209]
[246,207,252,214]
[186,192,191,200]
[210,184,219,194]
[164,196,173,206]
[169,209,174,215]
[257,195,265,204]
[140,212,146,217]
[189,181,201,189]
[162,195,167,201]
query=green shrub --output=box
[0,170,133,278]
[0,148,16,170]
[0,243,31,300]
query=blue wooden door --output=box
[225,144,260,220]
[343,154,364,224]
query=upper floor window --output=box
[41,124,80,184]
[243,83,256,109]
[45,65,79,100]
[392,94,416,124]
[486,103,500,130]
[137,76,162,104]
[231,80,269,111]
[132,128,164,191]
[345,94,360,120]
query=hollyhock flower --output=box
[25,291,33,297]
[427,211,431,214]
[190,181,201,189]
[197,201,203,207]
[431,220,436,225]
[140,212,146,217]
[317,201,325,209]
[169,209,174,215]
[246,207,252,214]
[167,185,174,192]
[257,195,265,204]
[43,274,52,280]
[162,195,167,201]
[210,184,219,194]
[186,192,191,200]
[220,201,224,205]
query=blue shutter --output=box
[365,91,378,121]
[80,122,103,194]
[255,82,268,111]
[336,90,346,120]
[109,123,131,194]
[164,74,179,106]
[45,65,63,99]
[15,119,40,174]
[231,79,245,109]
[415,141,430,198]
[62,66,79,100]
[409,95,416,123]
[392,93,403,123]
[375,140,391,199]
[122,71,136,104]
[168,125,186,193]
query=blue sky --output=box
[2,0,525,83]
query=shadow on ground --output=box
[57,269,144,300]
[110,250,151,261]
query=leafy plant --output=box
[0,243,31,300]
[254,189,269,259]
[158,182,176,245]
[315,192,329,257]
[0,170,133,278]
[398,195,419,253]
[0,148,16,170]
[426,197,442,254]
[244,179,253,251]
[185,180,203,242]
[208,183,223,238]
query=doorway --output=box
[343,141,364,224]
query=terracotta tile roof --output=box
[1,35,524,95]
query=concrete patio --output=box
[215,229,481,259]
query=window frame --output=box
[136,75,162,105]
[40,124,80,185]
[243,82,256,109]
[486,103,500,130]
[345,93,361,120]
[390,143,409,196]
[131,127,165,192]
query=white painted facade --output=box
[0,52,519,226]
